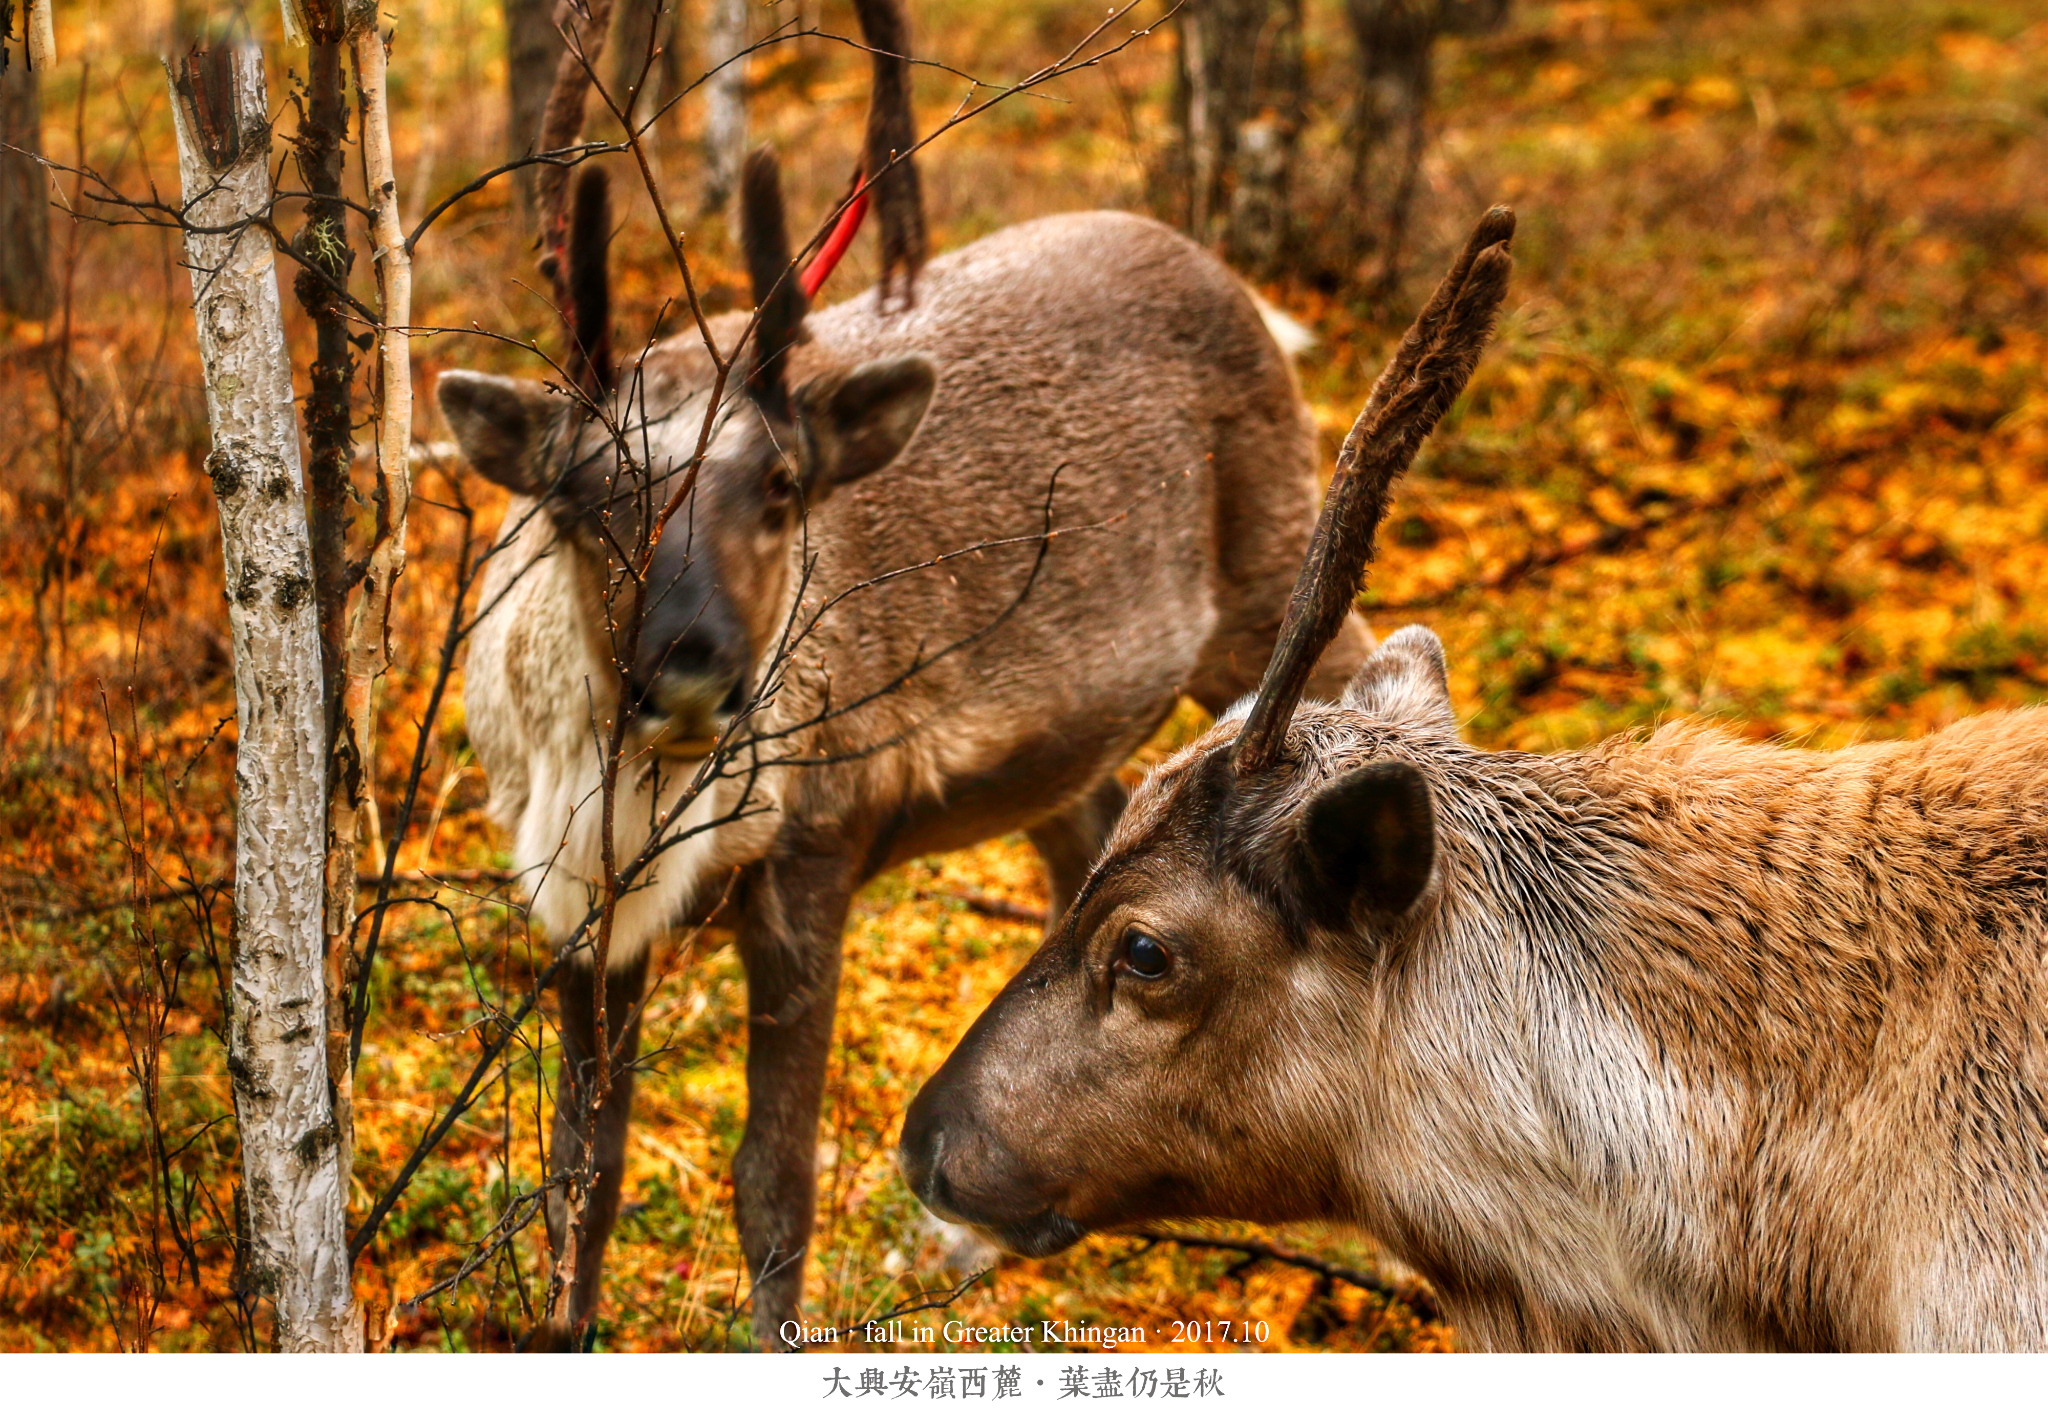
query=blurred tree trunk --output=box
[169,41,356,1353]
[505,0,559,220]
[1172,0,1304,277]
[702,0,747,213]
[1342,0,1437,291]
[0,47,52,319]
[1226,0,1303,277]
[1344,0,1508,291]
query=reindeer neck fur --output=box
[1217,688,2048,1351]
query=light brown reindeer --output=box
[437,114,1372,1351]
[901,208,2048,1351]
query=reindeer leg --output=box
[1027,775,1130,925]
[537,950,651,1350]
[732,853,857,1349]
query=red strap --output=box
[800,184,872,299]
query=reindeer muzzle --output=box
[899,1092,1087,1258]
[641,669,742,760]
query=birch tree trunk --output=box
[703,0,748,213]
[169,42,356,1354]
[24,0,54,68]
[1174,0,1303,272]
[1341,0,1507,290]
[322,17,414,1220]
[0,37,52,319]
[1342,0,1436,288]
[1223,0,1302,277]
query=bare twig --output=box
[784,1269,994,1352]
[1124,1230,1439,1324]
[917,886,1045,926]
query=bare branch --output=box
[1124,1230,1440,1325]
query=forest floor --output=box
[2,0,2046,1351]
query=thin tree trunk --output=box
[329,14,414,1222]
[1223,0,1303,275]
[1174,0,1299,267]
[0,41,52,319]
[702,0,747,214]
[169,41,355,1353]
[1374,44,1431,293]
[283,0,363,1258]
[291,5,356,742]
[1343,0,1444,288]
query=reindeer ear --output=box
[1300,760,1436,920]
[438,371,568,496]
[1342,625,1454,728]
[794,355,936,493]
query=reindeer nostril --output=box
[912,1133,971,1220]
[900,1102,950,1195]
[903,1117,938,1175]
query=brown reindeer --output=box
[901,208,2048,1351]
[437,90,1372,1352]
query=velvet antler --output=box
[852,0,925,307]
[530,0,620,395]
[1231,208,1515,774]
[741,147,810,424]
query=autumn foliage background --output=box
[3,0,2047,1352]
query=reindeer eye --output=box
[1120,929,1170,980]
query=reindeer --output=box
[901,208,2048,1351]
[435,28,1372,1347]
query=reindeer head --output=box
[898,211,1514,1254]
[439,155,936,756]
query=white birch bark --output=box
[25,0,55,67]
[170,43,355,1354]
[350,27,414,681]
[277,0,310,48]
[704,0,749,211]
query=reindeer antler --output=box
[530,0,620,395]
[1231,207,1515,775]
[852,0,926,307]
[565,166,615,393]
[742,147,809,424]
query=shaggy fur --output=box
[903,626,2048,1351]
